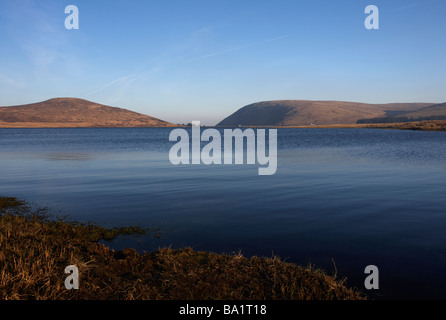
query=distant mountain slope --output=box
[357,102,446,124]
[0,98,175,128]
[217,100,435,126]
[403,102,446,118]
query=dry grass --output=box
[0,197,366,300]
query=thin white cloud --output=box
[82,74,137,97]
[0,74,26,87]
[82,31,292,100]
[82,56,182,97]
[2,1,73,79]
[392,0,433,11]
[187,34,291,62]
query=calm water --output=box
[1,127,445,299]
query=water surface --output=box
[0,127,445,299]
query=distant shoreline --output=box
[1,120,445,131]
[227,120,446,131]
[0,122,179,128]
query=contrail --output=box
[187,34,291,62]
[82,56,181,97]
[82,34,291,96]
[392,0,432,11]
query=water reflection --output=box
[44,152,97,162]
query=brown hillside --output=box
[217,100,435,126]
[394,102,446,119]
[0,98,175,128]
[357,102,446,124]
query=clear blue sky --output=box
[0,0,445,125]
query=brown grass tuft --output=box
[0,197,366,300]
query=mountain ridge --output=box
[217,100,438,126]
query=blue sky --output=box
[0,0,445,125]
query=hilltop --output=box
[217,100,436,127]
[0,98,175,128]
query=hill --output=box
[217,100,435,127]
[0,98,175,128]
[357,102,446,124]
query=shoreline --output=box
[0,120,445,131]
[0,122,180,128]
[0,196,366,300]
[241,120,446,131]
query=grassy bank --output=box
[0,197,365,300]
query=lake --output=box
[0,127,445,299]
